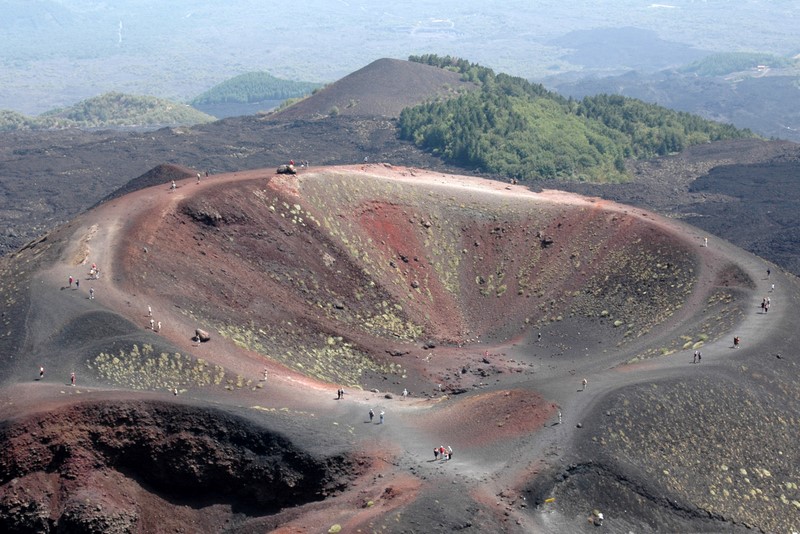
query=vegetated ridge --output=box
[546,50,800,143]
[0,93,215,131]
[399,55,754,182]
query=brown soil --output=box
[1,164,797,533]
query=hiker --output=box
[733,336,740,348]
[170,180,176,191]
[447,446,453,460]
[379,410,385,424]
[196,172,201,183]
[402,388,408,399]
[75,279,79,289]
[68,275,73,287]
[369,409,374,422]
[71,372,75,386]
[697,350,701,362]
[89,287,95,299]
[767,268,771,278]
[148,305,152,317]
[150,318,155,330]
[581,378,587,391]
[157,321,161,332]
[39,366,44,379]
[558,411,562,424]
[703,237,708,247]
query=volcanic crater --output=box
[0,164,796,533]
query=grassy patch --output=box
[88,344,226,391]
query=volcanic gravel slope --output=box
[0,164,797,533]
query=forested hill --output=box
[190,72,322,105]
[0,93,215,131]
[399,55,755,182]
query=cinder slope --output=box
[271,58,476,120]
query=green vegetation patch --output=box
[87,344,226,391]
[680,52,796,76]
[1,93,215,131]
[191,72,322,105]
[218,323,406,386]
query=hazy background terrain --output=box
[2,0,797,115]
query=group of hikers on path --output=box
[434,445,453,461]
[146,305,163,333]
[67,265,97,298]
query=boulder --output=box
[195,329,211,342]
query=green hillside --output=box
[680,52,796,76]
[399,55,755,182]
[0,93,215,131]
[0,110,40,131]
[190,72,323,105]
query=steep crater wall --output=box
[119,171,703,385]
[0,401,356,533]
